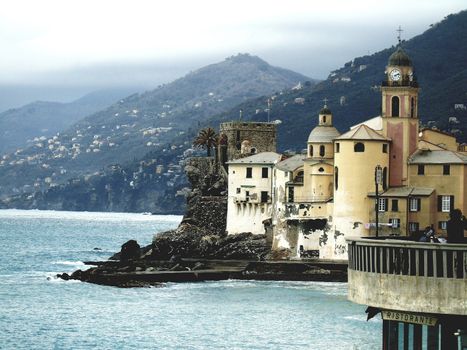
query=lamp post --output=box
[375,165,383,238]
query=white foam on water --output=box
[52,260,85,266]
[0,209,182,223]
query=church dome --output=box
[307,125,340,143]
[388,47,412,67]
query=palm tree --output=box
[193,127,218,157]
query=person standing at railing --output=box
[447,209,467,243]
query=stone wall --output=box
[219,121,277,162]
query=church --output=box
[221,45,466,260]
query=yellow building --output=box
[225,45,466,260]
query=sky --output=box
[0,0,465,110]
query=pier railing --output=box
[346,237,467,315]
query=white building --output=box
[226,152,281,235]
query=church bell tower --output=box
[381,30,420,186]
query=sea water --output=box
[0,210,381,349]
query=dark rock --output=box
[120,240,141,262]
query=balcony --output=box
[347,237,467,316]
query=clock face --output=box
[390,69,401,81]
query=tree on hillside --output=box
[193,127,218,157]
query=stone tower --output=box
[218,121,277,164]
[381,46,420,186]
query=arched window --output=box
[319,145,325,157]
[391,96,400,117]
[309,145,313,157]
[318,167,324,173]
[410,97,415,118]
[323,115,326,123]
[382,167,388,191]
[334,167,339,190]
[354,142,365,152]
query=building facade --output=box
[224,46,466,260]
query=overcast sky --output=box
[0,0,465,109]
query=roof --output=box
[307,126,341,143]
[408,150,467,164]
[368,187,434,198]
[388,47,412,67]
[351,116,383,131]
[319,106,332,115]
[276,154,305,171]
[227,152,281,165]
[336,124,390,141]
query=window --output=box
[409,222,419,233]
[260,191,268,203]
[245,191,250,200]
[382,167,388,191]
[335,143,340,153]
[410,97,415,118]
[334,167,338,190]
[250,147,256,154]
[382,144,388,153]
[319,145,325,157]
[309,145,313,157]
[417,165,425,175]
[443,165,450,175]
[378,198,388,212]
[391,199,399,212]
[409,198,421,212]
[318,167,324,173]
[391,96,400,117]
[390,218,400,228]
[262,167,268,178]
[236,188,241,194]
[288,187,294,203]
[246,167,252,178]
[438,195,454,212]
[438,221,447,230]
[354,142,365,152]
[323,115,326,123]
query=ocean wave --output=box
[0,209,182,223]
[52,260,85,266]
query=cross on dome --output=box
[396,25,403,44]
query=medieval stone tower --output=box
[218,121,277,164]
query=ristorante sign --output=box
[382,310,438,326]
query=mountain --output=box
[0,88,138,154]
[207,11,467,151]
[2,10,466,213]
[0,54,313,201]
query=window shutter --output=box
[417,198,421,212]
[437,196,442,212]
[450,196,455,211]
[384,198,388,212]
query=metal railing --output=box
[347,238,467,279]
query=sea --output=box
[0,209,381,350]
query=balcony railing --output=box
[287,196,331,203]
[347,237,467,316]
[347,238,466,279]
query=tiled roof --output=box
[409,150,467,164]
[336,124,390,141]
[368,187,434,198]
[227,152,281,165]
[276,154,305,171]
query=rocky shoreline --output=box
[57,157,348,287]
